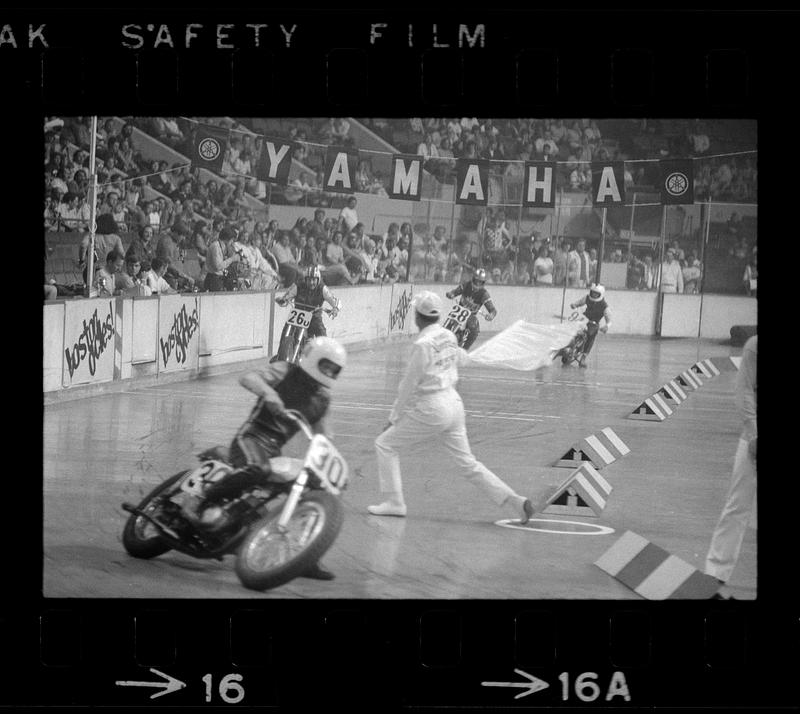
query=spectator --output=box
[338,195,359,233]
[204,227,239,292]
[58,192,91,232]
[553,240,570,286]
[145,257,177,294]
[66,169,89,201]
[743,247,757,297]
[125,224,157,272]
[94,250,125,296]
[567,238,592,288]
[154,117,185,149]
[116,255,152,296]
[682,250,703,294]
[299,234,320,268]
[626,253,645,290]
[588,248,598,284]
[532,245,554,285]
[641,254,657,290]
[658,247,684,293]
[156,230,195,290]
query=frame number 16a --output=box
[559,672,631,702]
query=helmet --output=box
[412,290,442,318]
[298,337,347,388]
[472,268,487,286]
[305,265,321,289]
[588,283,605,301]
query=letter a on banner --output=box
[324,146,359,194]
[660,159,694,204]
[455,159,489,206]
[389,154,423,201]
[256,135,296,185]
[192,124,229,173]
[523,162,556,207]
[592,162,626,205]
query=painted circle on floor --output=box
[495,518,615,536]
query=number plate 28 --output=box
[447,303,471,326]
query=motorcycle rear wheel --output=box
[235,491,344,591]
[122,471,186,559]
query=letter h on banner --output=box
[523,161,555,207]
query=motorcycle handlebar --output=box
[281,408,315,439]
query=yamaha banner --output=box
[388,154,423,201]
[256,135,296,185]
[660,159,694,205]
[323,146,359,194]
[522,161,556,207]
[192,125,229,173]
[591,162,626,205]
[455,159,489,206]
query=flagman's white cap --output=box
[412,290,442,318]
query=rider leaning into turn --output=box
[184,337,348,581]
[445,267,497,350]
[276,265,341,337]
[569,283,612,367]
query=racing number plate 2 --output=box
[447,303,471,327]
[287,307,313,329]
[304,434,349,494]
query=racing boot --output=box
[301,561,336,580]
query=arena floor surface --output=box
[43,333,756,600]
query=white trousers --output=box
[704,438,757,582]
[374,390,520,508]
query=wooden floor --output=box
[43,333,756,599]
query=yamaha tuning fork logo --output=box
[664,171,689,197]
[198,137,222,162]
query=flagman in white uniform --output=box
[368,291,534,522]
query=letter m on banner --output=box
[324,146,359,194]
[256,135,296,185]
[193,125,229,173]
[455,159,489,206]
[592,162,626,205]
[389,154,423,201]
[523,162,556,207]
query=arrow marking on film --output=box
[115,668,186,699]
[481,668,550,699]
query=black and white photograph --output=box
[43,115,758,600]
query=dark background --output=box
[4,5,791,711]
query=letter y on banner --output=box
[256,135,296,185]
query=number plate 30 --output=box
[304,434,349,494]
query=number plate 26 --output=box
[304,434,349,494]
[287,308,313,329]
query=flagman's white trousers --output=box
[704,438,757,583]
[374,390,520,508]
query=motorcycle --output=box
[121,409,349,591]
[272,297,336,364]
[443,302,488,348]
[556,310,600,366]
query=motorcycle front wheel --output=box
[235,491,344,591]
[122,471,186,559]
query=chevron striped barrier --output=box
[691,360,718,379]
[540,462,613,517]
[595,530,721,599]
[628,394,672,421]
[708,356,740,372]
[676,370,702,390]
[553,427,631,469]
[657,380,687,404]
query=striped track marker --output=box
[628,397,667,421]
[676,370,701,390]
[553,427,631,469]
[730,356,742,370]
[691,361,714,379]
[700,358,720,376]
[657,381,686,404]
[595,530,721,599]
[541,463,612,518]
[708,356,739,372]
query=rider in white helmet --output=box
[445,267,497,349]
[185,337,347,580]
[569,283,612,367]
[276,264,341,338]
